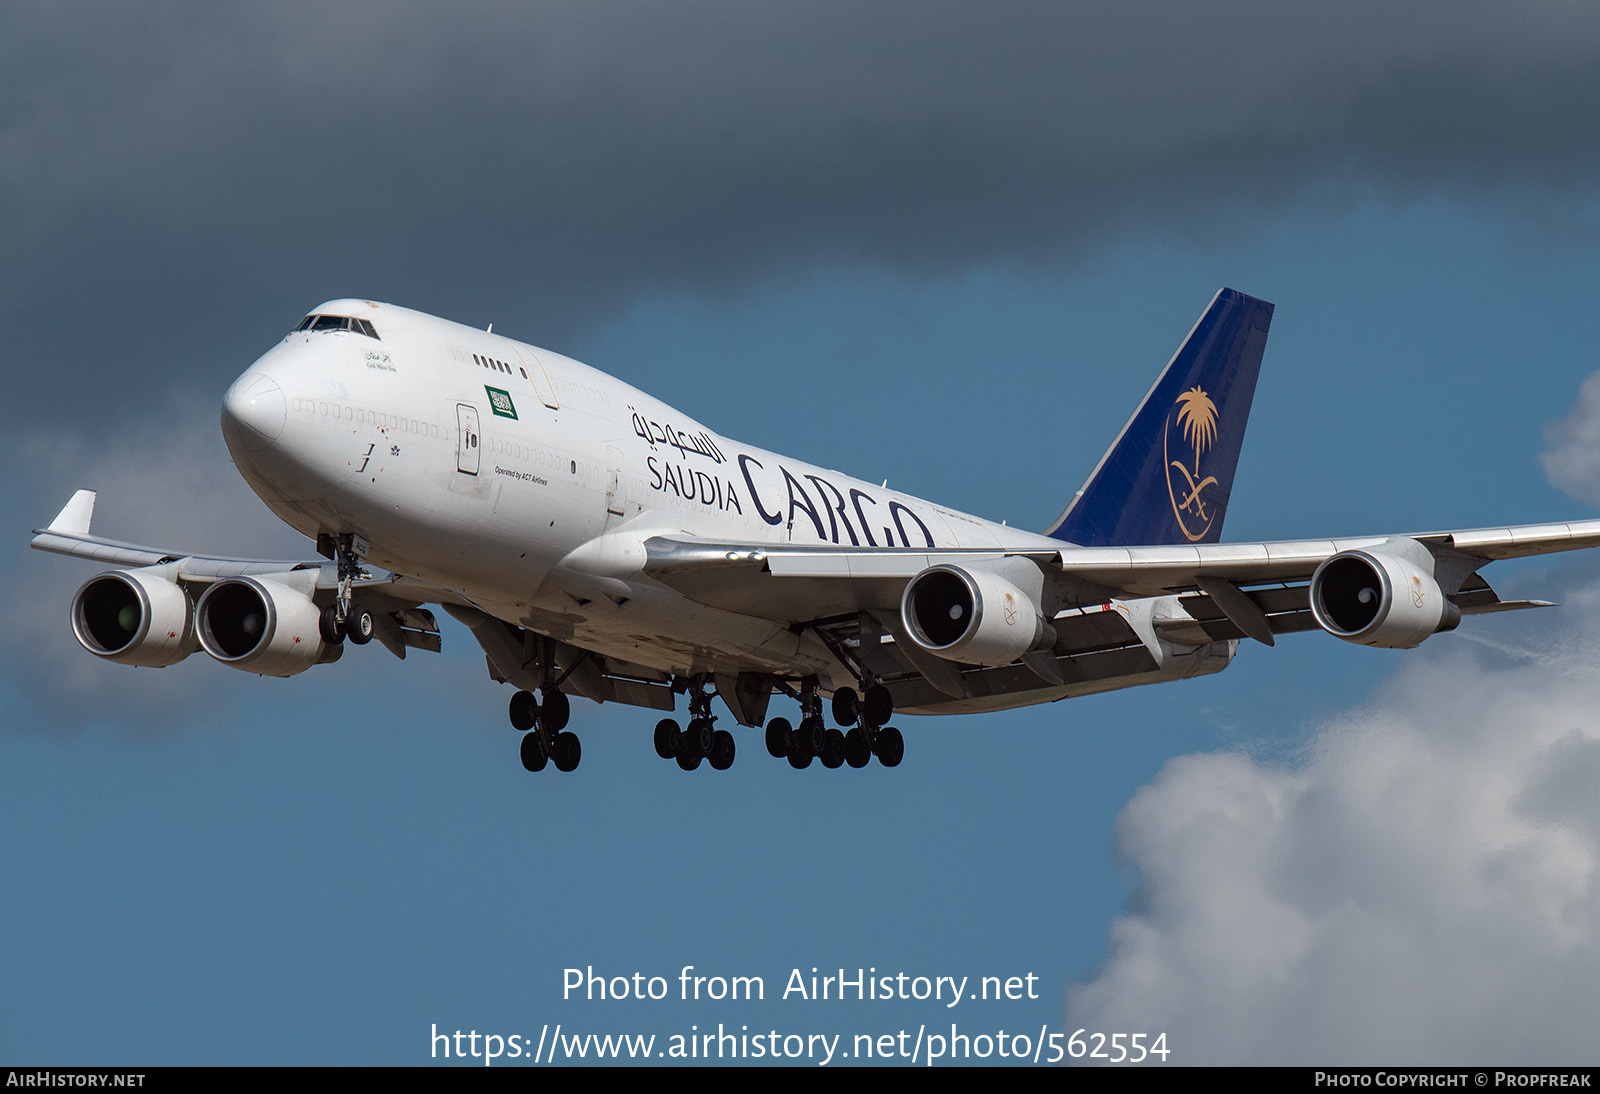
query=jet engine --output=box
[195,576,339,676]
[900,564,1055,666]
[71,569,198,668]
[1309,548,1460,649]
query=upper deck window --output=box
[294,314,380,340]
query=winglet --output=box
[46,490,97,536]
[1044,288,1274,547]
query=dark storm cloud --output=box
[3,0,1599,415]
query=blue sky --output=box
[5,2,1600,1065]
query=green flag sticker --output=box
[485,386,518,420]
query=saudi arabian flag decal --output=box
[485,386,518,420]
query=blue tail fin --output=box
[1044,288,1274,547]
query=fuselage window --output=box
[473,352,515,374]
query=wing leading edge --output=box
[31,489,448,663]
[643,520,1600,620]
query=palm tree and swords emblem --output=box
[1164,386,1221,542]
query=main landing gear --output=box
[764,679,902,770]
[505,672,899,775]
[510,687,581,773]
[652,676,736,772]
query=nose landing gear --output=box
[317,534,376,647]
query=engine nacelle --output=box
[1309,548,1461,649]
[71,569,198,668]
[195,576,339,677]
[901,564,1054,666]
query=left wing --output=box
[32,490,447,667]
[644,521,1600,613]
[642,520,1594,661]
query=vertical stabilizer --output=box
[1044,289,1273,547]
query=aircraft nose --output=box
[221,373,286,452]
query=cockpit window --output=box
[294,314,380,340]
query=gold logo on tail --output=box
[1165,386,1220,542]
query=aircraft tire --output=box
[654,718,680,760]
[681,718,714,759]
[820,728,846,769]
[831,687,859,727]
[509,690,538,732]
[318,604,345,645]
[874,725,904,768]
[786,745,813,770]
[709,729,736,770]
[520,731,548,772]
[844,727,871,768]
[676,750,702,771]
[540,689,570,732]
[552,732,581,772]
[765,717,792,758]
[864,684,893,727]
[797,715,826,757]
[346,604,376,646]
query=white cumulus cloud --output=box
[1541,371,1600,510]
[1068,372,1600,1064]
[1066,590,1600,1064]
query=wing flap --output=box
[1052,520,1600,595]
[643,536,1054,619]
[1450,522,1600,559]
[644,519,1600,629]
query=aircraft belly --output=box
[459,580,837,682]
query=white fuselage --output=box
[220,299,1226,710]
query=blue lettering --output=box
[739,454,782,526]
[693,470,718,506]
[805,474,858,546]
[890,500,936,547]
[783,468,826,540]
[849,488,879,547]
